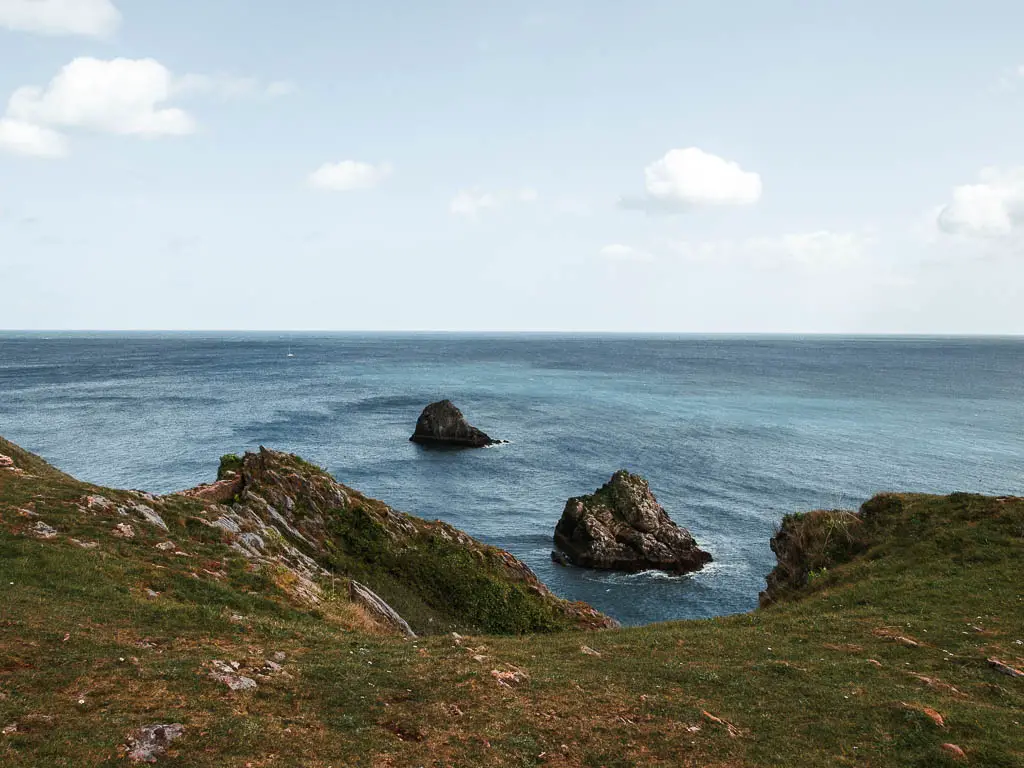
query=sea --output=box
[1,333,1022,626]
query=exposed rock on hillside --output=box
[410,400,501,447]
[126,723,185,763]
[3,429,1024,766]
[350,580,416,638]
[0,433,614,637]
[553,471,712,574]
[171,446,614,633]
[181,471,243,505]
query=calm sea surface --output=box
[1,333,1022,625]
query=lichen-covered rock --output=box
[120,503,168,531]
[86,495,114,511]
[126,723,184,763]
[179,471,243,504]
[208,661,257,691]
[553,471,711,574]
[409,400,500,447]
[32,521,58,540]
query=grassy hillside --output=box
[1,436,1021,767]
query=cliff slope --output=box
[1,436,1021,767]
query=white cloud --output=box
[0,118,68,157]
[0,58,291,158]
[0,0,120,38]
[309,160,392,192]
[3,57,195,150]
[936,167,1024,238]
[173,74,296,100]
[600,244,655,263]
[624,147,762,211]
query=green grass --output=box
[231,445,609,636]
[1,436,1021,766]
[323,503,578,635]
[215,454,243,480]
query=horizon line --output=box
[2,329,1023,338]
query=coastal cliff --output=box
[1,435,1021,767]
[0,436,611,637]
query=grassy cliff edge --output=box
[1,436,1021,767]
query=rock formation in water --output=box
[409,400,500,447]
[553,470,712,574]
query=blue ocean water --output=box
[1,333,1022,626]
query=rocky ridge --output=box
[0,435,615,636]
[174,446,616,632]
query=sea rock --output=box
[409,400,500,448]
[553,471,712,574]
[126,723,184,763]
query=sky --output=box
[1,0,1023,333]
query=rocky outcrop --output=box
[759,506,870,606]
[553,471,712,574]
[410,400,500,447]
[350,580,416,638]
[2,432,615,635]
[171,446,615,634]
[180,473,243,505]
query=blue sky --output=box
[1,0,1023,332]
